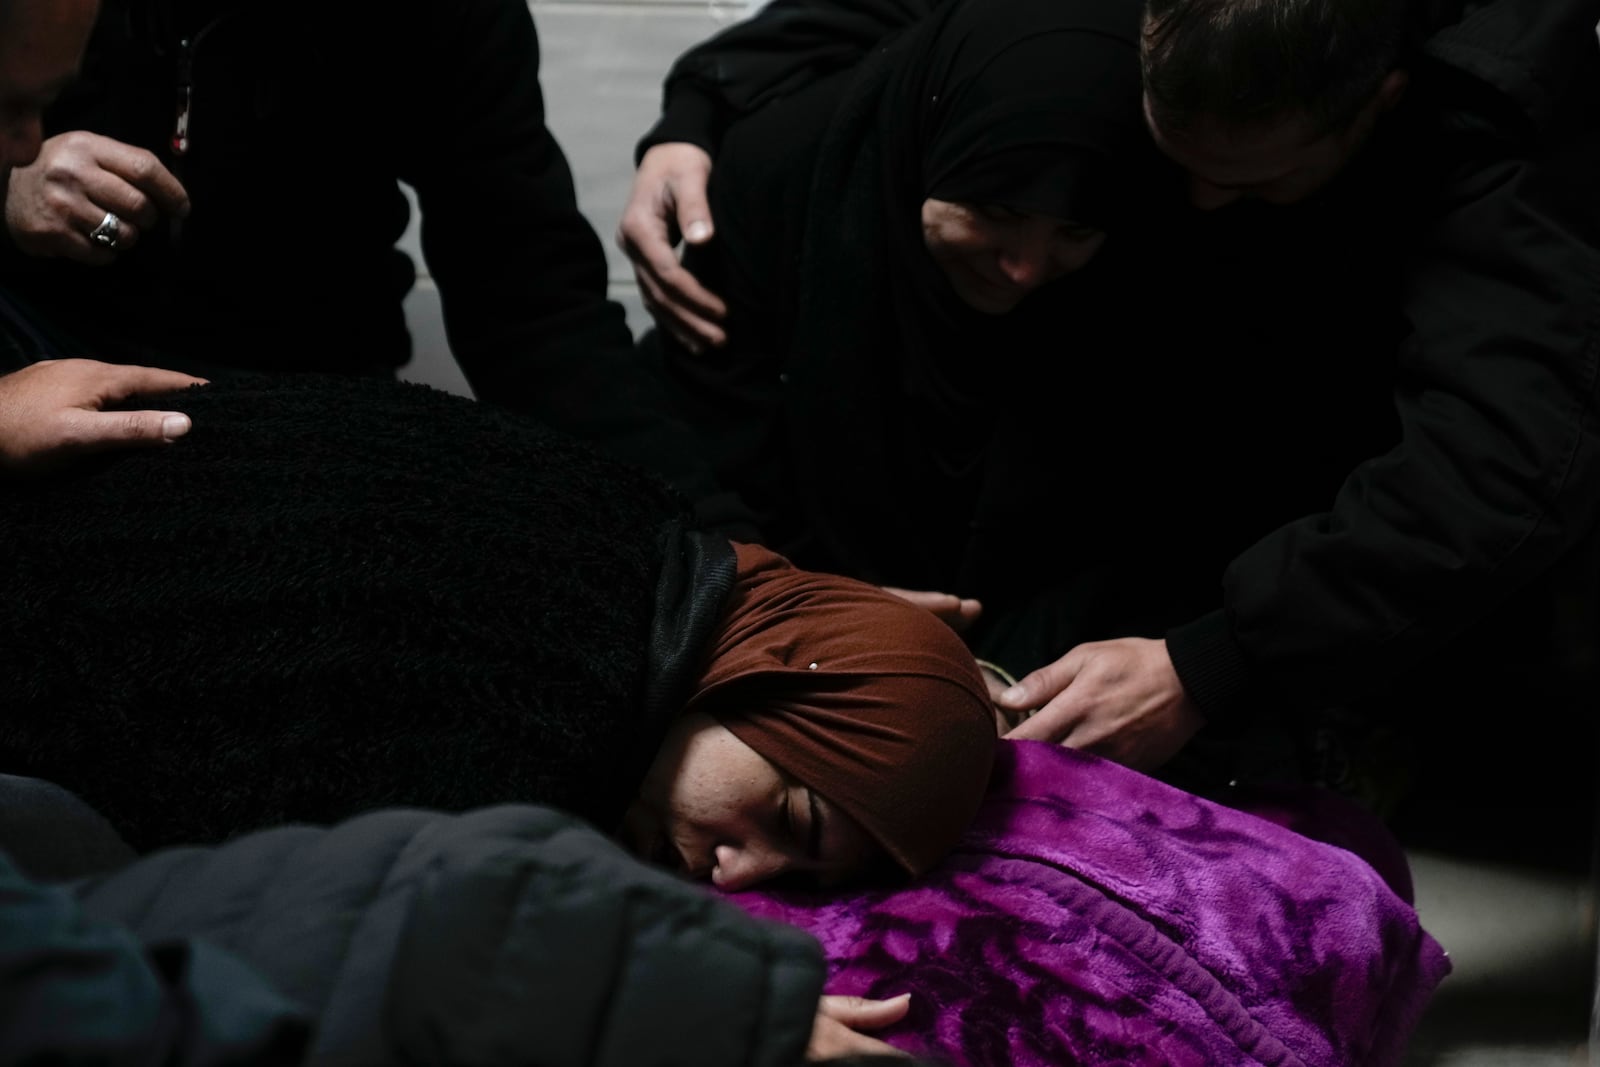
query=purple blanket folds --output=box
[729,741,1451,1067]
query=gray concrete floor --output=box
[1401,849,1595,1066]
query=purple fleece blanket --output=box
[728,741,1451,1067]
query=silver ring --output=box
[88,211,122,251]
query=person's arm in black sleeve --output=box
[1168,56,1600,726]
[621,0,941,354]
[1003,20,1600,772]
[0,850,310,1065]
[639,0,942,160]
[637,72,844,548]
[385,0,749,523]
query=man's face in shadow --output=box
[1143,70,1408,211]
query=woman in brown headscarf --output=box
[627,542,998,889]
[0,372,998,895]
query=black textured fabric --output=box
[0,374,701,853]
[628,525,736,796]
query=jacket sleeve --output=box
[1167,47,1600,723]
[73,805,828,1067]
[637,0,941,158]
[0,851,311,1065]
[387,0,744,520]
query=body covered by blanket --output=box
[0,374,697,853]
[731,741,1451,1067]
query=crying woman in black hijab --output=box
[649,0,1174,632]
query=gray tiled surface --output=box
[1402,850,1595,1065]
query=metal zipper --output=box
[170,15,225,157]
[172,38,192,155]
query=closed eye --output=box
[805,788,823,862]
[780,786,824,863]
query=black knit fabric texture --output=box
[1,374,690,853]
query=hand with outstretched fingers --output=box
[0,359,206,473]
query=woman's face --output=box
[921,199,1107,314]
[621,711,880,891]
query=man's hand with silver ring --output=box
[88,210,123,250]
[4,131,190,264]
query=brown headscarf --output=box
[687,542,998,876]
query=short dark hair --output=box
[1141,0,1412,135]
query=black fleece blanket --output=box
[0,374,690,852]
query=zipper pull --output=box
[172,38,192,155]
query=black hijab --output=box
[889,0,1147,229]
[781,0,1158,590]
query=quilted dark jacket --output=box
[2,803,827,1066]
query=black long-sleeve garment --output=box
[637,0,1600,735]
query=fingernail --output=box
[162,413,191,440]
[1001,685,1024,704]
[685,221,711,242]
